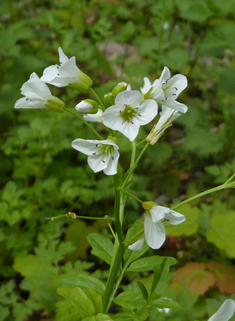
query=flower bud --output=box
[104,92,115,108]
[112,83,128,97]
[75,99,98,113]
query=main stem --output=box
[102,175,126,313]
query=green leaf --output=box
[57,287,95,318]
[151,258,167,295]
[206,211,235,257]
[84,288,103,314]
[60,275,105,295]
[137,281,148,302]
[127,256,177,273]
[87,233,114,265]
[95,313,114,321]
[113,291,146,309]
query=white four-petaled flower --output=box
[208,299,235,321]
[41,47,93,92]
[102,90,158,141]
[141,67,188,113]
[128,202,185,250]
[147,106,182,145]
[14,72,64,112]
[72,138,119,175]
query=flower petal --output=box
[145,216,166,249]
[208,300,235,321]
[103,148,119,175]
[115,90,142,107]
[83,109,103,123]
[128,236,145,251]
[72,139,101,155]
[161,99,188,113]
[164,210,186,225]
[58,47,69,64]
[164,74,188,97]
[136,99,158,125]
[14,97,45,109]
[150,205,169,222]
[88,153,107,173]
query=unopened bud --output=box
[75,99,98,113]
[112,83,128,97]
[104,92,115,108]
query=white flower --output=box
[83,108,103,123]
[146,106,182,145]
[75,99,98,113]
[208,299,235,321]
[141,67,188,113]
[102,90,158,141]
[129,202,185,250]
[14,72,64,112]
[71,138,119,175]
[41,47,93,92]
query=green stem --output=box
[45,214,114,221]
[122,142,150,189]
[225,173,235,184]
[117,188,143,204]
[63,107,104,140]
[103,175,126,312]
[172,183,231,210]
[119,141,137,224]
[103,243,126,313]
[105,251,134,312]
[89,87,105,111]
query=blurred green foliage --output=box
[1,0,235,320]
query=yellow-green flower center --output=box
[120,104,137,123]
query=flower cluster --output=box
[14,47,188,251]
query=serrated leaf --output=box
[206,211,235,257]
[127,256,177,273]
[57,287,95,317]
[87,233,113,265]
[173,262,215,295]
[60,275,105,295]
[206,262,235,294]
[137,281,148,301]
[113,291,146,309]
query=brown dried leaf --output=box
[206,262,235,294]
[173,262,215,295]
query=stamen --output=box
[173,93,177,96]
[174,87,178,90]
[102,160,105,163]
[112,157,114,160]
[57,66,59,69]
[57,73,59,76]
[26,98,28,101]
[92,152,96,155]
[138,114,141,116]
[131,121,134,124]
[165,97,167,100]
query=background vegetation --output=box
[1,0,235,320]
